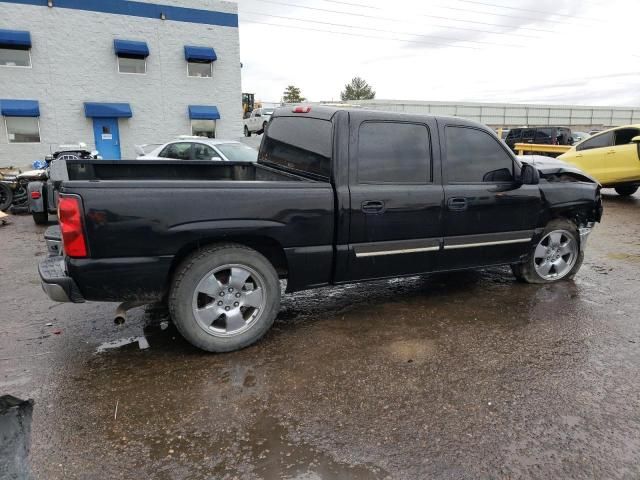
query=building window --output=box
[191,120,216,138]
[5,117,40,143]
[118,56,146,74]
[187,61,212,78]
[0,47,31,67]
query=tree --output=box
[282,85,305,103]
[340,76,375,101]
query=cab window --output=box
[446,126,514,183]
[613,128,640,146]
[577,131,614,151]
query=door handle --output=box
[361,200,385,214]
[606,150,615,155]
[447,197,468,211]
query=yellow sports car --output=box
[558,125,640,196]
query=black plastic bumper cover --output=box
[38,257,85,303]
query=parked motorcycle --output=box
[28,145,100,224]
[0,168,47,213]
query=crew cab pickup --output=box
[39,106,603,352]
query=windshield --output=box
[216,143,258,162]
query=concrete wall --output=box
[337,100,640,130]
[0,0,242,167]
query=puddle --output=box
[227,416,387,480]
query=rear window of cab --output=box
[259,116,332,179]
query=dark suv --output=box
[505,127,573,152]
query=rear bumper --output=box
[39,257,85,303]
[44,225,62,257]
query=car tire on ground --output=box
[169,243,280,352]
[0,183,12,211]
[511,218,584,284]
[614,186,638,197]
[244,126,251,137]
[32,212,48,225]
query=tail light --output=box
[31,191,41,199]
[58,195,87,258]
[292,106,311,113]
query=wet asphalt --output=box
[1,191,640,479]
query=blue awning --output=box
[0,29,31,50]
[188,105,220,120]
[84,102,132,118]
[184,46,217,63]
[113,39,149,58]
[0,99,40,117]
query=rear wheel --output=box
[169,244,280,352]
[614,186,638,196]
[0,183,12,211]
[32,212,48,225]
[244,125,251,137]
[512,218,583,284]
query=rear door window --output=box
[193,143,219,160]
[446,126,515,183]
[259,116,332,179]
[576,131,614,151]
[534,128,553,143]
[521,129,536,142]
[357,121,431,184]
[159,142,193,160]
[505,129,521,142]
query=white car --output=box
[243,107,275,137]
[136,137,257,162]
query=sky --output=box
[237,0,640,106]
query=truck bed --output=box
[57,159,335,301]
[62,159,310,183]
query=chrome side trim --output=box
[443,238,531,250]
[355,246,440,258]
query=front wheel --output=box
[615,186,638,197]
[169,244,280,352]
[244,126,251,137]
[512,219,583,284]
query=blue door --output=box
[92,117,121,159]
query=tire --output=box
[615,186,638,197]
[32,212,48,225]
[244,126,251,137]
[0,183,12,212]
[511,218,584,284]
[169,243,280,352]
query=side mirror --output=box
[520,163,540,185]
[632,136,640,143]
[255,113,261,117]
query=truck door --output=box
[345,112,444,281]
[440,124,541,269]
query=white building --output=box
[0,0,242,167]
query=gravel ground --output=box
[1,189,639,479]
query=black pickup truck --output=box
[39,106,602,352]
